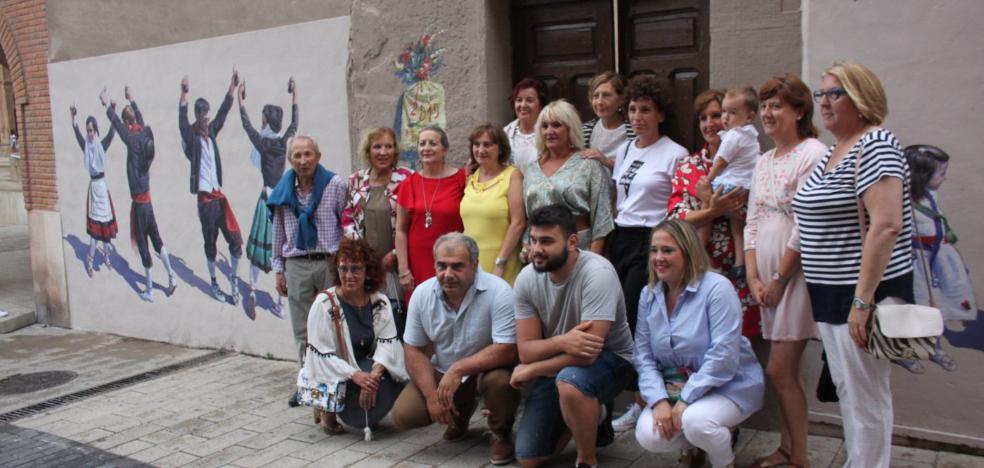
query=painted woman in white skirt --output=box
[905,144,978,372]
[71,103,117,277]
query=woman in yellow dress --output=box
[461,123,525,284]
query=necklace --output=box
[421,173,444,229]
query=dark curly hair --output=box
[332,238,383,293]
[626,75,671,133]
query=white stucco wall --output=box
[804,0,984,448]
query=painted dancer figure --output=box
[238,77,298,319]
[71,98,118,277]
[179,71,243,304]
[104,86,177,301]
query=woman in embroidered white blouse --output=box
[297,238,408,435]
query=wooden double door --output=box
[512,0,709,152]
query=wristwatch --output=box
[771,271,789,285]
[494,257,508,267]
[851,297,871,310]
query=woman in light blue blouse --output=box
[634,219,764,468]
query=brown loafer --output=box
[443,422,468,441]
[489,432,514,465]
[443,399,477,441]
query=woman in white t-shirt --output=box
[503,78,548,170]
[581,72,636,169]
[608,74,689,433]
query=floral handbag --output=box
[662,367,695,404]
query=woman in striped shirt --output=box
[790,61,913,468]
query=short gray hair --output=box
[288,133,321,156]
[433,232,479,265]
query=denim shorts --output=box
[514,350,633,459]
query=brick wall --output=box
[0,0,55,211]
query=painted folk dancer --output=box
[179,71,244,303]
[71,98,118,277]
[237,76,298,319]
[268,135,347,406]
[104,87,177,301]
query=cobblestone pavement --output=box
[3,351,983,468]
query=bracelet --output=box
[494,257,507,267]
[399,271,412,278]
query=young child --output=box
[904,144,977,373]
[702,86,760,276]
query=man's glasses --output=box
[813,87,847,103]
[337,264,366,274]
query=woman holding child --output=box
[666,90,760,338]
[743,74,826,468]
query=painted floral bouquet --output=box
[394,32,445,85]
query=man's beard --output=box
[532,248,569,273]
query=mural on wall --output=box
[69,97,120,280]
[49,16,351,358]
[393,32,446,167]
[238,76,297,320]
[906,144,983,365]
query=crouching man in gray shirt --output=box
[510,204,635,468]
[392,233,520,465]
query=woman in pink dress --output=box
[743,74,826,468]
[395,126,465,299]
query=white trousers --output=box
[635,393,745,467]
[817,322,893,468]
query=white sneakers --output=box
[611,402,643,432]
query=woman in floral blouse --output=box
[666,89,761,338]
[342,127,413,336]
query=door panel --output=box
[511,0,709,150]
[512,0,615,122]
[620,0,710,152]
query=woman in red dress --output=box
[395,126,466,298]
[666,89,761,338]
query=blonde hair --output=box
[647,219,709,289]
[534,99,585,157]
[823,60,888,125]
[357,127,400,168]
[725,86,759,115]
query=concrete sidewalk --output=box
[1,327,983,467]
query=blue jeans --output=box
[515,350,633,459]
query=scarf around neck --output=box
[267,165,335,250]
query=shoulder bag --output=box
[854,148,943,360]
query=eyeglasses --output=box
[337,264,366,274]
[813,87,847,103]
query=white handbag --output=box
[853,149,943,360]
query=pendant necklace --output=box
[421,172,443,229]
